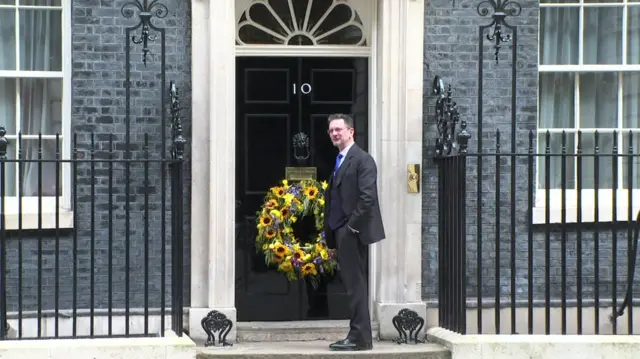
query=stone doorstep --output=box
[196,340,450,359]
[235,320,380,342]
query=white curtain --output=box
[539,6,640,189]
[0,1,62,197]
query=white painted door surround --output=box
[188,0,425,341]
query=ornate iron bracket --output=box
[477,0,521,63]
[392,309,425,345]
[121,0,169,66]
[0,127,8,160]
[201,310,234,347]
[433,76,470,157]
[169,82,186,160]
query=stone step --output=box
[196,340,450,359]
[235,320,379,342]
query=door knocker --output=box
[292,132,310,163]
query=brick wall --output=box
[422,0,640,311]
[4,0,192,313]
[421,0,540,302]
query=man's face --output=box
[328,119,354,148]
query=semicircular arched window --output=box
[236,0,367,46]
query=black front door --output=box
[235,57,369,321]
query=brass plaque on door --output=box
[285,167,317,181]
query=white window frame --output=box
[535,1,640,224]
[0,2,73,230]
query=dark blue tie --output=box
[333,154,343,177]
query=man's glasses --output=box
[328,127,348,134]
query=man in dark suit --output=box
[324,114,385,351]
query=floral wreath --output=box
[255,179,338,284]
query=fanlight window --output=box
[237,0,367,46]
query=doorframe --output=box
[235,28,379,323]
[189,0,426,341]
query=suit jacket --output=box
[324,144,386,248]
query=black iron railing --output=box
[430,0,640,336]
[0,83,186,340]
[436,129,640,335]
[437,154,467,334]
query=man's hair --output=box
[327,113,355,129]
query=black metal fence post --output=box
[436,145,469,334]
[170,82,186,336]
[121,0,170,336]
[476,0,521,335]
[433,77,471,334]
[0,127,7,340]
[455,119,470,335]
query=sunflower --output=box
[281,207,290,218]
[273,243,290,257]
[258,215,273,228]
[271,186,286,198]
[304,186,319,199]
[265,228,277,239]
[293,248,306,260]
[265,199,278,209]
[301,263,318,276]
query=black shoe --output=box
[329,338,372,351]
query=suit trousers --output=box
[334,225,371,344]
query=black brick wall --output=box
[422,0,640,310]
[422,0,540,303]
[4,0,192,313]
